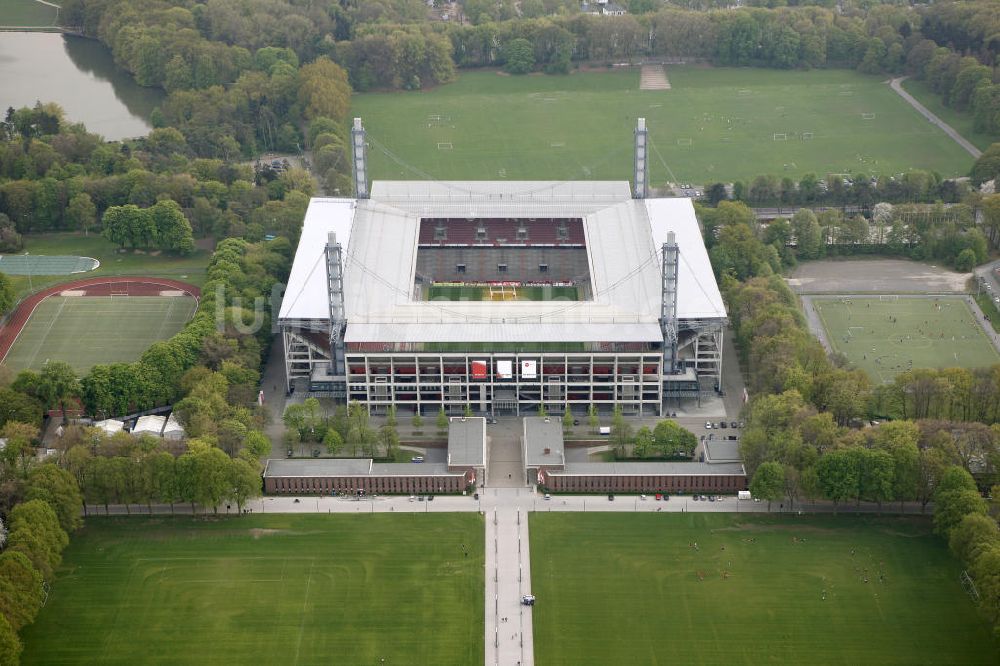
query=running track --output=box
[0,277,200,363]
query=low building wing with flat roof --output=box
[703,439,742,464]
[262,458,472,495]
[541,461,746,493]
[523,416,565,471]
[448,417,486,468]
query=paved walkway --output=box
[888,76,982,159]
[640,65,670,90]
[485,489,534,666]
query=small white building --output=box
[94,419,125,436]
[161,413,186,441]
[132,415,167,438]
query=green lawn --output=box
[352,67,975,185]
[427,284,579,302]
[21,514,484,666]
[530,513,999,665]
[5,233,211,298]
[901,77,998,152]
[813,296,1000,383]
[3,295,198,373]
[0,0,59,27]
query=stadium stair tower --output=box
[660,231,679,374]
[325,231,348,399]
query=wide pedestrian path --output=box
[484,488,534,666]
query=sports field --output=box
[427,284,580,302]
[530,513,999,665]
[351,67,974,184]
[812,296,1000,382]
[20,514,484,665]
[3,295,197,373]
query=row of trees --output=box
[79,237,288,418]
[710,169,972,209]
[0,458,84,663]
[63,435,262,515]
[701,198,990,276]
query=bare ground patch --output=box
[787,258,970,294]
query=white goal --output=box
[862,113,876,120]
[773,133,787,141]
[802,131,814,140]
[437,142,453,150]
[879,295,899,302]
[676,138,692,146]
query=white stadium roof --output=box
[278,182,725,342]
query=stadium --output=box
[278,119,726,416]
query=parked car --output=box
[608,493,615,501]
[704,421,713,429]
[719,421,727,429]
[427,495,434,501]
[693,494,700,501]
[417,495,425,501]
[544,493,551,500]
[730,421,738,428]
[411,456,425,463]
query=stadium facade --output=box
[277,119,727,416]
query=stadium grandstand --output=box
[278,119,727,416]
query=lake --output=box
[0,32,163,140]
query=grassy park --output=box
[530,513,999,665]
[0,0,60,27]
[2,295,198,373]
[21,514,484,666]
[813,296,1000,383]
[352,67,975,184]
[4,232,211,297]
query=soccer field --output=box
[20,515,484,665]
[427,284,580,301]
[3,295,197,373]
[530,513,999,665]
[813,296,1000,382]
[351,67,974,184]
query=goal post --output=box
[773,133,787,141]
[879,295,899,302]
[862,113,876,120]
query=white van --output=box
[598,426,611,436]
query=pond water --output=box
[0,32,163,140]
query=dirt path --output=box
[888,77,981,159]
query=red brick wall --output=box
[264,472,471,495]
[543,473,747,493]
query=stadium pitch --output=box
[3,295,197,373]
[21,515,484,666]
[812,296,1000,382]
[427,284,580,302]
[530,513,999,665]
[351,67,974,184]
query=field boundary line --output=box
[292,560,315,666]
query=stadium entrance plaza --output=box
[252,332,750,665]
